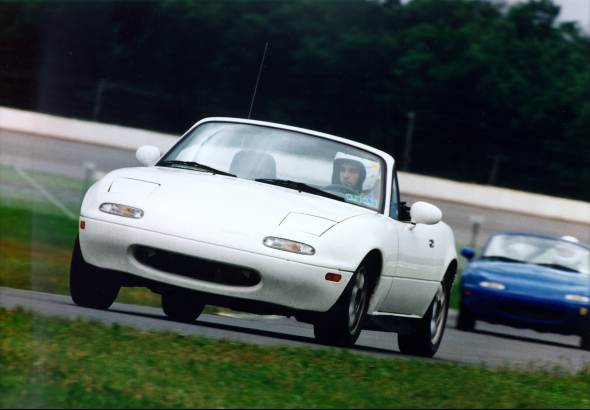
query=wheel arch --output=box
[362,249,383,295]
[444,259,458,289]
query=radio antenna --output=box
[248,42,269,119]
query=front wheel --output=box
[398,285,449,358]
[314,263,371,347]
[70,236,120,310]
[161,290,205,323]
[581,334,590,351]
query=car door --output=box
[395,221,442,281]
[376,170,442,316]
[385,169,435,280]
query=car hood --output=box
[465,261,590,297]
[91,166,374,243]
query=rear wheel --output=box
[314,263,371,347]
[70,236,120,310]
[456,302,476,332]
[398,285,449,358]
[161,290,205,323]
[581,334,590,351]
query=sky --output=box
[397,0,590,32]
[506,0,590,31]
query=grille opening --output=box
[499,301,566,322]
[133,245,261,287]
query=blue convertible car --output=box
[458,232,590,350]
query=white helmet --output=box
[333,152,382,192]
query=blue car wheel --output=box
[457,302,476,332]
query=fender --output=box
[436,222,459,282]
[321,213,399,313]
[320,213,398,274]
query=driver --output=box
[331,155,366,194]
[552,238,584,271]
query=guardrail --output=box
[1,105,589,224]
[0,106,175,153]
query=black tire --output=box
[161,290,205,323]
[70,236,120,310]
[456,303,476,332]
[581,335,590,351]
[398,285,450,358]
[313,263,371,347]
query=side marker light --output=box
[325,273,342,283]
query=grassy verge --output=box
[1,308,589,409]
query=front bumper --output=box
[462,286,590,335]
[79,217,353,312]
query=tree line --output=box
[1,0,588,201]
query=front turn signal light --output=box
[263,237,315,255]
[99,203,144,219]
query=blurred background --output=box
[1,0,589,201]
[1,3,590,405]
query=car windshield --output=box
[159,122,386,212]
[482,234,590,274]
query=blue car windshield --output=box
[482,234,590,275]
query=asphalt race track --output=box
[1,287,589,372]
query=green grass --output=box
[1,308,589,409]
[0,199,78,246]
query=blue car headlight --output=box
[565,295,590,304]
[479,281,506,290]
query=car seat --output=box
[229,150,277,180]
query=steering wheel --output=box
[323,184,359,196]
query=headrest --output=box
[229,150,277,180]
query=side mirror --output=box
[410,201,442,226]
[136,145,161,167]
[461,247,476,261]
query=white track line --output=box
[14,166,78,220]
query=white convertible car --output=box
[71,117,457,357]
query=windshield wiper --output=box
[255,179,345,202]
[158,160,236,177]
[534,263,581,273]
[479,256,525,263]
